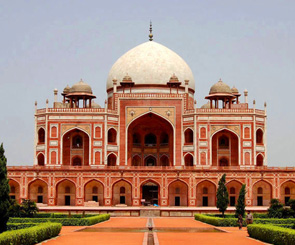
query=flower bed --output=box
[0,223,61,245]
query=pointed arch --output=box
[184,128,193,144]
[112,179,132,206]
[84,179,104,204]
[28,179,48,204]
[56,179,76,206]
[107,153,117,166]
[184,153,194,166]
[168,180,188,206]
[9,179,20,203]
[37,152,45,166]
[211,128,240,166]
[196,180,217,206]
[252,180,272,206]
[38,127,45,144]
[226,180,243,207]
[280,180,295,205]
[108,128,117,144]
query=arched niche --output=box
[168,180,188,206]
[28,179,48,204]
[226,180,242,206]
[196,180,216,207]
[56,180,76,206]
[112,180,132,206]
[9,179,20,203]
[62,128,89,166]
[84,180,104,204]
[212,129,239,166]
[252,180,272,206]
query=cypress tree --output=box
[0,143,10,233]
[216,174,229,217]
[235,184,246,218]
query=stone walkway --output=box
[41,217,265,245]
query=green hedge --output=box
[272,224,295,229]
[7,223,37,230]
[33,213,96,218]
[0,223,61,245]
[248,224,295,245]
[195,214,295,227]
[194,214,247,226]
[9,214,110,226]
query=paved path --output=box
[41,217,265,245]
[154,218,265,245]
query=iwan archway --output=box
[127,113,174,166]
[62,128,90,166]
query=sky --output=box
[0,0,294,166]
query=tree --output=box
[216,174,229,217]
[21,199,39,218]
[267,199,284,218]
[235,184,246,217]
[0,143,10,232]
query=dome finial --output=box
[149,21,153,41]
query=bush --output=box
[9,214,110,226]
[33,213,96,218]
[253,213,268,219]
[195,214,295,227]
[268,199,284,218]
[0,223,61,245]
[248,224,295,245]
[194,214,246,227]
[7,223,37,230]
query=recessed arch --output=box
[132,155,141,166]
[108,128,117,144]
[107,153,117,166]
[184,128,193,144]
[184,153,194,166]
[84,179,104,204]
[256,153,264,166]
[28,179,48,204]
[38,127,45,144]
[226,180,243,206]
[62,128,90,166]
[9,179,20,203]
[141,179,160,206]
[37,152,45,166]
[56,179,76,206]
[160,155,169,166]
[196,180,217,206]
[168,180,188,206]
[211,128,239,166]
[256,128,264,144]
[126,111,175,166]
[253,180,272,206]
[112,179,132,206]
[280,180,295,205]
[145,155,157,166]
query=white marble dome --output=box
[106,41,195,91]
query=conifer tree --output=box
[0,143,10,233]
[235,184,246,217]
[216,174,229,217]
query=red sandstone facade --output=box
[7,37,295,209]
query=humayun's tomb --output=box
[7,26,295,215]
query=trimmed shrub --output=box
[7,223,37,230]
[194,214,246,227]
[253,213,268,219]
[0,222,61,245]
[248,224,295,245]
[9,214,110,226]
[195,214,295,227]
[33,213,96,218]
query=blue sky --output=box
[0,0,294,166]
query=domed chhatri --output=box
[70,79,93,94]
[62,85,71,95]
[209,78,232,95]
[106,41,195,91]
[201,102,211,109]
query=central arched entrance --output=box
[142,181,159,206]
[62,128,90,166]
[128,113,174,166]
